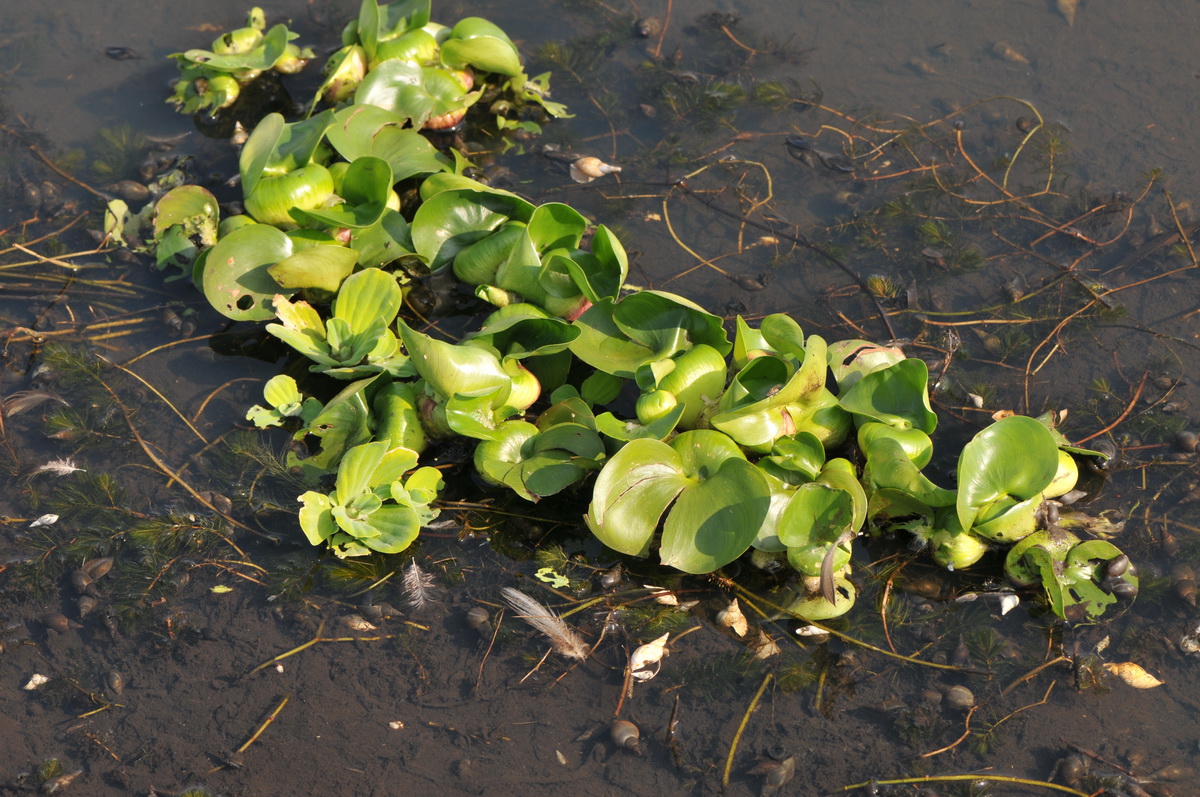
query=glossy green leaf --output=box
[239,110,335,196]
[327,105,453,181]
[956,414,1059,532]
[587,430,769,572]
[358,0,430,58]
[441,35,521,76]
[298,492,336,545]
[350,210,414,267]
[570,292,730,377]
[780,578,857,621]
[398,319,510,399]
[527,202,587,251]
[267,245,358,292]
[777,483,855,576]
[839,358,937,432]
[355,60,478,128]
[296,378,375,474]
[827,339,907,392]
[564,225,628,303]
[732,314,806,369]
[710,336,829,452]
[201,223,295,320]
[291,156,394,230]
[862,435,955,507]
[411,187,533,273]
[858,421,933,469]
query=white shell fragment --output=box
[29,514,59,528]
[1103,662,1164,689]
[629,632,670,681]
[23,673,51,690]
[388,720,405,730]
[999,594,1019,615]
[794,624,828,638]
[717,598,749,637]
[644,585,678,605]
[570,156,622,184]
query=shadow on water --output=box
[2,0,1200,795]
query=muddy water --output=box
[3,1,1200,796]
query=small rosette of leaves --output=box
[299,441,442,558]
[267,267,411,379]
[168,7,313,115]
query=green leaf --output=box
[152,185,219,244]
[570,292,730,377]
[351,210,414,267]
[336,440,390,499]
[301,379,376,473]
[398,319,510,399]
[587,430,769,572]
[862,435,955,507]
[268,245,359,292]
[411,186,533,273]
[335,267,405,332]
[956,415,1059,532]
[298,492,337,545]
[201,223,295,320]
[839,358,937,432]
[535,567,571,589]
[360,505,421,554]
[239,110,335,195]
[587,438,687,557]
[440,35,521,76]
[777,483,855,577]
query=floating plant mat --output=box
[3,1,1200,796]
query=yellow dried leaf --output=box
[1103,661,1164,689]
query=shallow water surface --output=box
[3,1,1200,795]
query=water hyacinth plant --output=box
[147,0,1136,622]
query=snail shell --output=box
[41,612,82,633]
[1058,754,1087,786]
[763,756,796,794]
[943,684,975,710]
[635,17,662,38]
[1106,554,1131,578]
[77,595,98,618]
[610,720,641,755]
[1171,564,1197,606]
[598,567,622,590]
[569,157,622,184]
[1177,430,1198,453]
[83,557,114,580]
[465,606,491,634]
[342,614,377,632]
[107,669,125,695]
[70,569,97,596]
